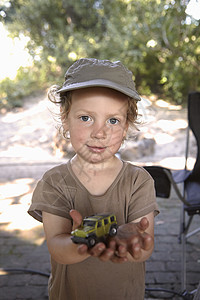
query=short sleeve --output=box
[28,166,76,222]
[127,167,159,222]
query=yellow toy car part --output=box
[71,213,118,248]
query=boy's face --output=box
[64,87,128,165]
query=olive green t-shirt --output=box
[28,161,159,300]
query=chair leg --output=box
[181,232,186,292]
[185,216,193,237]
[186,224,200,239]
[180,205,186,292]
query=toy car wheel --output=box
[109,225,117,237]
[87,236,96,247]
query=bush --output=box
[0,66,42,111]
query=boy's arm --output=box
[42,211,90,265]
[44,208,155,265]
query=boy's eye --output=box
[80,116,92,122]
[108,118,119,125]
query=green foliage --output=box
[1,0,200,105]
[0,67,41,110]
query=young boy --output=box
[28,58,159,300]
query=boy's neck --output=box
[70,155,122,175]
[70,155,124,196]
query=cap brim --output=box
[57,79,141,101]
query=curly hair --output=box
[48,85,139,139]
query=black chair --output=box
[144,91,200,296]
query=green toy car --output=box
[71,213,118,248]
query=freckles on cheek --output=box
[109,128,125,141]
[110,136,124,147]
[70,127,89,143]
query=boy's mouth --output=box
[87,145,107,153]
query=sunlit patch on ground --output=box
[0,178,33,199]
[1,99,49,123]
[155,99,182,110]
[154,132,175,145]
[159,156,195,170]
[156,119,187,132]
[0,145,54,161]
[0,178,43,243]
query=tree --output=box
[1,0,200,104]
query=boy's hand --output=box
[111,217,154,262]
[70,209,83,230]
[70,210,154,263]
[87,239,128,263]
[69,210,120,261]
[84,217,153,263]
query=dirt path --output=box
[0,93,62,166]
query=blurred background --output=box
[0,1,200,299]
[0,0,200,165]
[0,0,200,110]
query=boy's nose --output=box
[91,123,107,139]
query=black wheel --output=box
[109,225,117,237]
[87,236,96,247]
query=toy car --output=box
[71,213,118,248]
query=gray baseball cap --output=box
[57,58,141,101]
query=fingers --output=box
[110,255,128,263]
[142,232,154,251]
[77,241,128,263]
[136,217,149,232]
[74,215,153,263]
[77,244,88,255]
[70,209,83,230]
[89,243,113,261]
[91,243,128,263]
[116,220,149,241]
[110,245,128,263]
[128,232,154,259]
[130,244,141,260]
[77,235,153,263]
[115,244,127,258]
[78,242,114,262]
